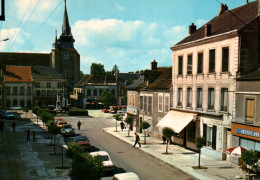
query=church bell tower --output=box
[51,0,80,88]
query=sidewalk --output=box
[103,127,246,180]
[0,111,70,180]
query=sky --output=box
[0,0,254,74]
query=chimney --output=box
[151,60,157,70]
[204,24,212,37]
[218,4,228,16]
[189,23,196,35]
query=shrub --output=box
[69,107,88,116]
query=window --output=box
[93,89,97,96]
[178,56,183,75]
[5,87,10,95]
[158,95,163,112]
[129,94,132,105]
[240,138,260,151]
[140,96,143,110]
[203,124,217,150]
[58,83,62,88]
[187,121,196,142]
[144,96,147,112]
[133,94,136,106]
[42,90,46,96]
[197,52,203,74]
[13,87,18,95]
[186,88,192,107]
[35,82,40,88]
[187,54,192,75]
[245,99,255,123]
[52,90,56,96]
[20,87,25,95]
[220,88,228,111]
[222,47,229,72]
[27,87,31,95]
[47,90,50,96]
[111,89,115,95]
[177,88,183,106]
[87,89,91,96]
[37,90,40,96]
[208,88,214,110]
[165,96,169,112]
[209,49,215,73]
[148,96,152,113]
[196,88,202,108]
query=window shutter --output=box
[203,124,207,139]
[212,125,217,150]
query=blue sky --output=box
[0,0,254,74]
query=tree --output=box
[112,64,119,75]
[69,152,104,180]
[140,121,150,144]
[80,70,85,80]
[65,142,84,160]
[113,114,121,132]
[122,95,127,105]
[33,106,41,124]
[241,150,259,179]
[90,63,105,75]
[48,121,61,154]
[23,106,29,118]
[99,91,116,108]
[40,111,54,125]
[162,127,175,154]
[195,137,206,168]
[124,116,134,137]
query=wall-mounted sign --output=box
[237,128,260,138]
[231,122,260,141]
[127,107,137,115]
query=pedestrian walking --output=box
[120,121,125,131]
[77,120,81,130]
[133,132,141,147]
[26,129,30,141]
[12,122,16,133]
[0,120,4,132]
[33,131,36,142]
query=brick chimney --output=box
[218,4,228,16]
[204,24,212,37]
[189,23,196,35]
[151,60,157,70]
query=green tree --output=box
[241,150,259,178]
[162,127,175,154]
[23,106,29,118]
[113,114,121,132]
[80,70,85,80]
[140,121,150,144]
[65,142,84,161]
[195,137,206,168]
[99,91,116,108]
[124,116,134,137]
[90,63,106,75]
[40,111,54,125]
[69,152,104,180]
[122,95,127,105]
[48,121,61,154]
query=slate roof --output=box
[75,75,92,87]
[118,73,139,86]
[5,66,33,83]
[146,67,172,89]
[126,76,144,90]
[174,1,258,46]
[31,66,63,79]
[75,75,116,86]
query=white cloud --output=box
[114,3,125,11]
[164,25,188,46]
[196,19,208,28]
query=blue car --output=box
[4,112,15,120]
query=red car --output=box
[71,136,91,150]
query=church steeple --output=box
[62,0,71,35]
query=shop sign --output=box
[127,107,137,115]
[237,128,260,138]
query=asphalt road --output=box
[62,110,193,180]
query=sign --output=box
[237,128,260,138]
[127,107,137,115]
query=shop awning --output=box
[156,110,196,133]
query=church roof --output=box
[62,1,71,36]
[5,66,33,83]
[31,66,63,79]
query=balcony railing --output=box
[220,106,227,112]
[208,104,214,110]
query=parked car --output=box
[55,118,64,124]
[90,151,114,172]
[113,172,139,180]
[4,112,15,119]
[117,109,127,115]
[56,120,67,128]
[61,124,75,137]
[68,135,91,150]
[10,105,22,110]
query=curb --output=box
[102,128,199,180]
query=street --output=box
[62,110,193,180]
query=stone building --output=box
[168,1,260,160]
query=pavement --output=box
[103,126,248,180]
[0,111,70,180]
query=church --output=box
[0,1,80,88]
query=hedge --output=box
[69,107,88,116]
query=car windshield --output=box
[63,125,72,129]
[74,136,89,142]
[98,155,109,161]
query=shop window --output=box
[245,99,255,123]
[222,47,229,72]
[186,88,192,107]
[220,88,228,111]
[209,49,215,73]
[197,52,203,74]
[240,138,260,151]
[196,88,202,108]
[208,88,214,110]
[177,88,183,106]
[187,54,192,75]
[187,121,196,142]
[158,95,163,112]
[178,56,183,75]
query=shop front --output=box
[127,107,138,130]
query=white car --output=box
[117,109,127,115]
[113,172,139,180]
[90,151,114,172]
[10,105,22,110]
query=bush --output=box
[47,110,56,116]
[69,107,88,116]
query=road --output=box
[62,110,193,180]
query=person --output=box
[26,129,30,141]
[120,121,125,131]
[33,131,36,142]
[133,132,141,147]
[77,120,81,130]
[12,122,16,133]
[162,135,167,144]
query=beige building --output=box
[168,2,260,160]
